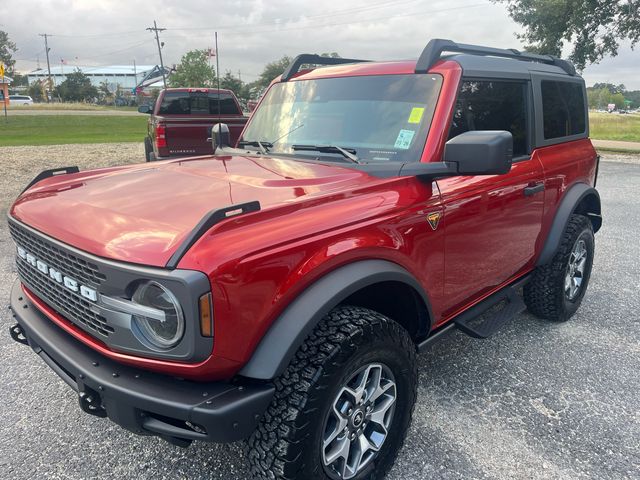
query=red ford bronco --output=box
[138,87,248,161]
[9,39,601,480]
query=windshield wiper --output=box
[238,140,272,154]
[291,144,360,164]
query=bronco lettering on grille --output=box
[17,246,98,302]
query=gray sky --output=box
[4,0,639,89]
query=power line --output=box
[165,0,423,31]
[146,20,167,89]
[43,30,144,38]
[161,3,488,38]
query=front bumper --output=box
[9,280,274,444]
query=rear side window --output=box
[541,81,586,139]
[159,92,239,115]
[449,80,528,156]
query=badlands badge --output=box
[426,212,441,230]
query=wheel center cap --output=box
[352,410,364,428]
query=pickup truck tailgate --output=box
[164,115,248,155]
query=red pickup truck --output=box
[138,88,248,161]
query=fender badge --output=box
[427,212,441,230]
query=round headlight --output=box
[132,281,184,348]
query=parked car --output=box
[9,95,33,106]
[9,39,601,480]
[138,88,248,161]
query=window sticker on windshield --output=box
[394,129,415,150]
[408,107,425,124]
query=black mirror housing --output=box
[137,105,152,114]
[444,131,513,176]
[211,123,231,153]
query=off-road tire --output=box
[524,214,594,321]
[246,306,418,480]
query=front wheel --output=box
[524,214,595,321]
[246,306,417,480]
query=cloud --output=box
[3,0,638,88]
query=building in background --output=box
[27,65,157,91]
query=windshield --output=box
[241,74,443,163]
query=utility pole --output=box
[146,21,167,89]
[133,59,137,94]
[38,33,53,103]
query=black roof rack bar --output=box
[415,38,576,76]
[165,201,261,269]
[281,54,370,81]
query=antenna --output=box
[215,31,222,144]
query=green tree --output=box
[494,1,640,70]
[55,69,99,102]
[255,55,292,91]
[0,30,17,71]
[8,72,28,88]
[624,90,640,108]
[28,81,45,102]
[592,83,626,94]
[219,70,244,95]
[169,49,216,88]
[611,92,627,109]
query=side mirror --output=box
[444,131,513,175]
[211,123,231,153]
[137,104,152,114]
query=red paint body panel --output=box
[436,157,545,319]
[11,59,599,381]
[10,156,375,266]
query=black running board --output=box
[453,276,529,339]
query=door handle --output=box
[523,183,545,197]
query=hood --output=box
[10,155,373,267]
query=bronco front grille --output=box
[9,222,106,286]
[9,221,113,337]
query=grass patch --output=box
[589,112,640,142]
[595,146,640,154]
[0,115,147,146]
[7,102,137,112]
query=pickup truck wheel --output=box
[524,214,594,322]
[246,306,417,480]
[144,137,153,162]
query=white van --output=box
[9,95,34,105]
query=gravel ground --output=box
[0,144,638,479]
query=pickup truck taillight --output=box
[155,123,167,149]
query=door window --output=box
[449,80,528,157]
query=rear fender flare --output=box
[238,259,432,380]
[537,183,601,266]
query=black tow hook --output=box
[9,324,29,346]
[79,391,107,418]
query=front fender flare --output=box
[536,183,601,266]
[238,259,432,380]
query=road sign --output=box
[0,63,4,77]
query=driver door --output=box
[438,79,545,317]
